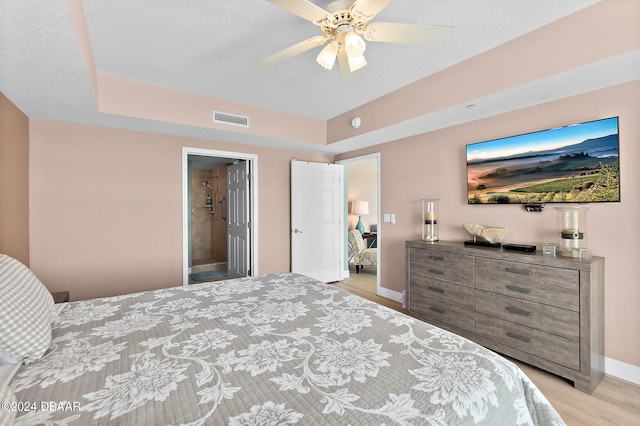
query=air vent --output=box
[212,111,249,128]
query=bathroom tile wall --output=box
[191,169,212,260]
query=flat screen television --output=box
[466,116,620,204]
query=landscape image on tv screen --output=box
[467,116,620,204]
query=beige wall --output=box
[337,80,640,368]
[0,93,30,265]
[28,120,331,301]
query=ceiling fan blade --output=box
[363,22,454,46]
[265,0,329,22]
[351,0,393,20]
[254,36,328,68]
[337,47,360,81]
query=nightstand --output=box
[51,291,70,303]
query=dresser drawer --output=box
[475,258,579,311]
[409,296,475,334]
[410,275,474,308]
[410,249,474,286]
[475,290,579,340]
[476,313,579,370]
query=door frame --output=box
[181,147,258,285]
[336,153,381,296]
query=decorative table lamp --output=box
[350,200,369,235]
[422,198,439,242]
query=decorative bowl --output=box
[463,223,508,244]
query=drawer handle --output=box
[506,306,532,317]
[506,285,531,294]
[429,307,445,314]
[506,267,530,276]
[428,286,445,294]
[429,269,446,276]
[429,255,445,261]
[506,332,531,343]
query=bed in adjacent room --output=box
[1,254,564,425]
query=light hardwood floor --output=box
[339,264,377,294]
[516,360,640,425]
[333,282,640,425]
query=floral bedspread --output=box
[11,273,564,425]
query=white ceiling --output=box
[81,0,597,120]
[3,0,637,154]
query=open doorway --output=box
[189,155,232,283]
[182,147,258,286]
[336,153,380,296]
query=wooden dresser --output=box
[406,240,604,393]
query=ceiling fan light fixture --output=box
[316,42,339,70]
[344,31,366,57]
[256,1,454,79]
[347,53,367,72]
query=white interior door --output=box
[227,160,250,278]
[291,161,343,283]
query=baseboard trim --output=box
[605,357,640,386]
[377,286,402,303]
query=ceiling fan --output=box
[254,0,454,80]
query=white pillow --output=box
[0,254,54,365]
[0,380,17,425]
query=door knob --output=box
[293,228,303,233]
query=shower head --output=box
[201,178,213,189]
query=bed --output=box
[1,254,565,425]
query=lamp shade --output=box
[347,53,367,72]
[316,42,338,70]
[344,32,366,57]
[350,200,369,215]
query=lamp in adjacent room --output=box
[349,200,369,235]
